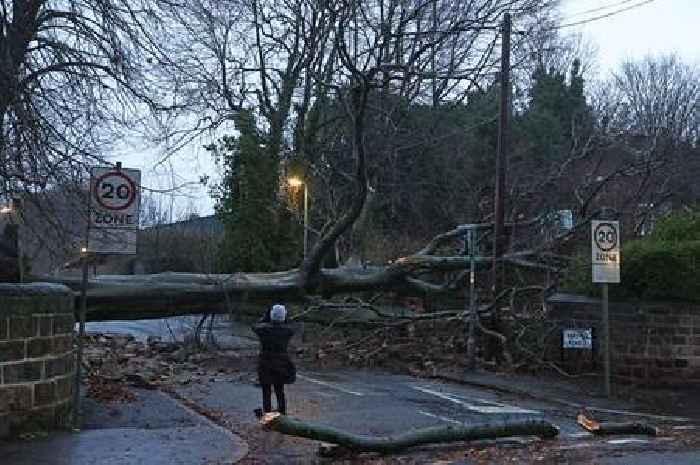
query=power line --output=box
[565,0,641,19]
[552,0,655,30]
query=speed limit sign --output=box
[88,165,141,254]
[591,220,620,283]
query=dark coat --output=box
[252,323,296,385]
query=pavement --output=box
[0,388,248,465]
[435,368,700,423]
[1,315,699,464]
[175,368,700,464]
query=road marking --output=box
[562,431,594,439]
[585,406,690,423]
[298,374,365,396]
[607,438,650,445]
[412,385,539,414]
[417,410,463,425]
[672,425,698,430]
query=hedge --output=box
[564,212,700,302]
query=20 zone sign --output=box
[95,170,137,211]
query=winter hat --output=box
[270,304,287,322]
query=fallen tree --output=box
[30,229,565,321]
[261,412,559,454]
[577,410,658,437]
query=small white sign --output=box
[591,220,620,283]
[563,329,593,349]
[88,166,141,254]
[87,229,137,255]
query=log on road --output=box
[261,413,559,454]
[577,410,658,436]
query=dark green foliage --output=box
[210,110,300,272]
[619,239,700,302]
[648,211,700,242]
[516,59,594,163]
[565,212,700,302]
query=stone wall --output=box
[547,294,700,386]
[0,284,75,437]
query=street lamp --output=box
[288,177,308,260]
[1,197,23,283]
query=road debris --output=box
[577,408,658,437]
[260,412,559,455]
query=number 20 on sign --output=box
[591,220,620,283]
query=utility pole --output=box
[489,12,510,363]
[431,0,438,106]
[492,12,510,295]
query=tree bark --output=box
[30,241,562,321]
[577,411,658,437]
[261,413,558,454]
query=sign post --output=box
[75,163,140,428]
[591,220,620,398]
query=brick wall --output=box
[547,294,700,387]
[0,284,75,437]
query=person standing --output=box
[252,304,296,415]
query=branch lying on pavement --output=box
[577,409,658,436]
[261,412,559,454]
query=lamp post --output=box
[1,197,23,283]
[288,177,308,259]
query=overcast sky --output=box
[560,0,699,71]
[125,0,699,219]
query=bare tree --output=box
[613,54,699,145]
[0,0,177,269]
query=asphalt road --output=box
[177,368,700,464]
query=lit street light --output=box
[288,177,308,260]
[0,197,23,282]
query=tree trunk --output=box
[577,411,658,436]
[261,413,559,454]
[29,225,563,321]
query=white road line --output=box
[607,438,650,445]
[417,410,463,425]
[412,385,540,414]
[563,431,594,439]
[298,374,365,396]
[672,425,698,430]
[585,406,690,423]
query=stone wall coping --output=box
[0,283,72,297]
[547,293,601,304]
[548,292,700,311]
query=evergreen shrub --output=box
[564,212,700,302]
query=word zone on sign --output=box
[93,212,137,226]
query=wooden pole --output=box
[492,12,511,295]
[431,0,437,106]
[489,12,511,362]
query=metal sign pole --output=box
[602,283,611,397]
[74,168,93,429]
[592,220,619,398]
[73,253,89,428]
[465,228,478,370]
